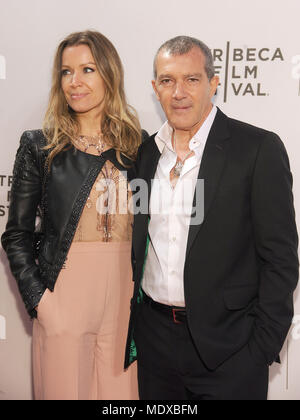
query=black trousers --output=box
[134,298,269,400]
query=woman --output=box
[1,30,146,400]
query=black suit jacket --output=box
[125,108,299,370]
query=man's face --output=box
[152,47,219,134]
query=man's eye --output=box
[160,79,171,85]
[188,78,199,82]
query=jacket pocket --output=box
[223,284,258,310]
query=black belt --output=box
[142,291,187,324]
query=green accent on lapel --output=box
[129,338,137,364]
[137,287,143,304]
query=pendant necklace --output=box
[173,133,193,177]
[75,133,105,156]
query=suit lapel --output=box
[186,109,230,258]
[133,137,161,262]
[143,140,161,204]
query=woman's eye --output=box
[84,67,95,73]
[61,69,71,76]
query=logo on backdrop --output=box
[292,315,300,340]
[291,55,300,96]
[0,315,6,340]
[0,175,12,217]
[212,42,285,102]
[0,55,6,80]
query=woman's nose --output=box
[70,72,82,87]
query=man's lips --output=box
[172,105,191,111]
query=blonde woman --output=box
[1,30,146,400]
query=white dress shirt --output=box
[142,105,217,306]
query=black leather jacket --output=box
[1,130,140,318]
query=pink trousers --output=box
[32,241,138,400]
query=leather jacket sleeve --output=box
[1,131,46,318]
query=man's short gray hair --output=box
[153,35,215,80]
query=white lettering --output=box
[291,55,300,80]
[102,404,136,417]
[0,55,6,79]
[147,405,156,415]
[291,315,300,340]
[0,315,6,340]
[146,404,198,415]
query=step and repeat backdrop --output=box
[0,0,299,400]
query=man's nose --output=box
[172,81,186,100]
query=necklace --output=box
[75,133,105,156]
[173,133,194,177]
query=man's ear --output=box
[210,76,219,97]
[152,79,160,101]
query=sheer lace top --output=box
[73,141,133,243]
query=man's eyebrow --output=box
[157,72,203,80]
[157,74,173,80]
[184,73,203,79]
[185,73,203,78]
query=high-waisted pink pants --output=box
[32,241,138,400]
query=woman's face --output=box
[61,44,106,117]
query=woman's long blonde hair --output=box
[43,30,141,167]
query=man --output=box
[125,36,299,400]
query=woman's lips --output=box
[70,93,89,100]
